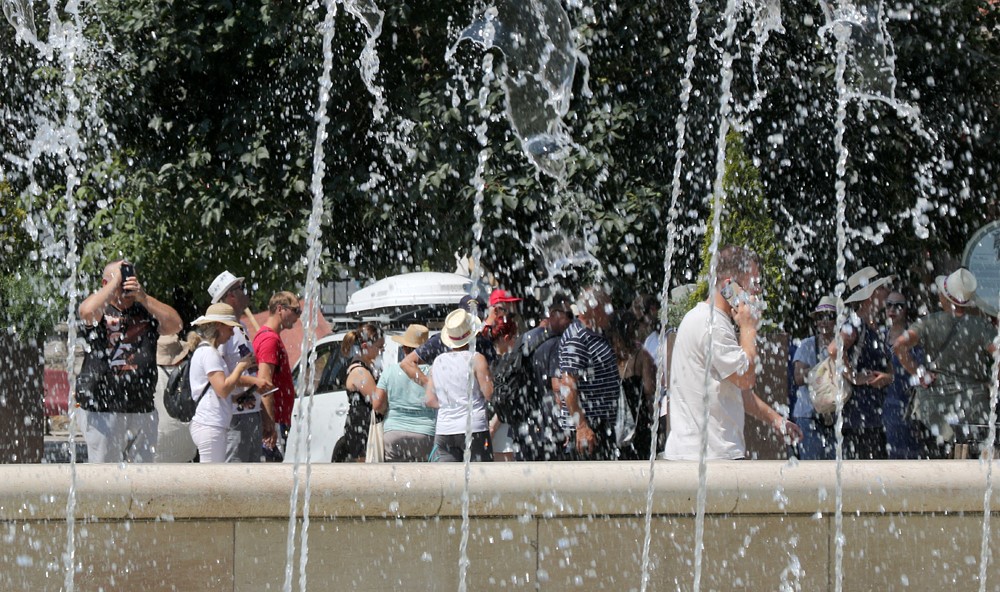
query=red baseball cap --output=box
[489,288,522,307]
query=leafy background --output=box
[1,0,998,338]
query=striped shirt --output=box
[557,320,620,428]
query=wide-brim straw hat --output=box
[156,334,190,366]
[810,295,839,317]
[935,268,977,307]
[844,266,894,304]
[191,302,242,327]
[391,324,430,349]
[440,309,479,349]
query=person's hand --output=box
[772,417,803,445]
[121,275,148,303]
[255,376,274,392]
[732,301,759,330]
[239,352,257,366]
[262,424,277,449]
[868,371,893,389]
[575,421,596,455]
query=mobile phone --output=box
[721,279,745,309]
[120,262,135,292]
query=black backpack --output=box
[163,343,211,422]
[490,332,551,425]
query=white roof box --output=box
[345,272,483,314]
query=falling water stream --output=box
[692,1,742,590]
[829,17,853,592]
[282,2,340,591]
[979,317,1000,592]
[640,0,703,589]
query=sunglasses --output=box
[285,305,302,315]
[886,302,906,310]
[815,314,836,322]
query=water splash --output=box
[979,317,1000,592]
[456,0,585,179]
[693,1,743,589]
[829,18,853,592]
[284,2,340,591]
[642,0,704,589]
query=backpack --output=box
[163,343,211,422]
[491,331,552,425]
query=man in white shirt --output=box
[207,271,274,462]
[665,246,801,460]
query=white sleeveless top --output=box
[430,350,488,435]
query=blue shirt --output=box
[377,363,437,436]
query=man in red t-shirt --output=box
[253,291,300,454]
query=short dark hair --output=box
[715,246,759,287]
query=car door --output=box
[286,336,350,463]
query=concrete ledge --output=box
[2,461,998,591]
[0,460,995,521]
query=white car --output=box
[284,272,486,463]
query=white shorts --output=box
[82,410,158,463]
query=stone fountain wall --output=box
[0,462,996,591]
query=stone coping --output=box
[0,460,994,521]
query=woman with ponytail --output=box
[331,323,385,462]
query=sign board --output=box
[963,220,1000,317]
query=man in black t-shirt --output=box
[77,260,182,463]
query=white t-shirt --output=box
[190,343,235,428]
[664,302,750,460]
[220,324,258,415]
[430,350,488,436]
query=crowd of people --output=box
[74,249,998,464]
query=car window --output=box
[314,344,348,394]
[293,341,347,395]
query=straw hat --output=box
[844,267,894,304]
[440,309,478,349]
[809,295,838,317]
[391,324,430,349]
[191,303,243,327]
[935,268,977,307]
[156,334,190,366]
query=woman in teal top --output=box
[373,324,437,461]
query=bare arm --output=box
[725,306,758,390]
[207,360,251,399]
[638,350,656,404]
[347,366,378,401]
[560,373,585,427]
[258,362,277,423]
[793,360,809,386]
[474,353,493,400]
[79,280,119,325]
[742,389,803,443]
[424,374,439,409]
[372,387,388,414]
[400,350,428,387]
[893,329,921,376]
[139,293,183,336]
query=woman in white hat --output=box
[828,268,894,459]
[186,303,261,463]
[372,324,436,462]
[425,309,495,462]
[791,295,838,460]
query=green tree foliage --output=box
[686,130,787,320]
[1,0,998,339]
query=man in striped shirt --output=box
[557,287,621,460]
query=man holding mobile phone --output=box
[77,259,183,463]
[665,245,802,460]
